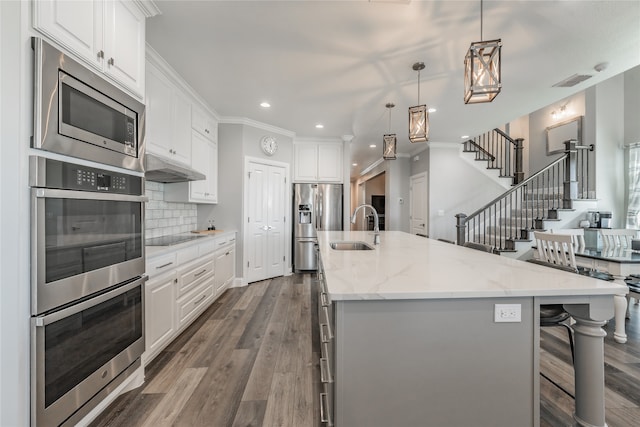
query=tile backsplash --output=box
[145,181,198,238]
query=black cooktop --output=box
[145,234,206,247]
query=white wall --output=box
[428,144,506,242]
[385,156,410,231]
[199,122,295,280]
[589,74,626,227]
[1,2,31,425]
[528,92,586,174]
[624,65,640,145]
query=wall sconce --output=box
[383,102,397,160]
[464,0,502,104]
[409,62,429,143]
[551,104,571,120]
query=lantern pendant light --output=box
[464,0,502,104]
[383,103,397,160]
[408,62,429,143]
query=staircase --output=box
[457,134,595,259]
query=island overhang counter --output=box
[316,231,626,427]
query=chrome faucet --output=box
[351,204,381,245]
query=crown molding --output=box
[294,136,343,144]
[220,117,296,138]
[133,0,162,18]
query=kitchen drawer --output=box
[215,235,235,249]
[146,252,177,279]
[198,239,216,256]
[177,280,214,329]
[176,244,200,265]
[177,257,214,297]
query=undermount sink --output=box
[330,241,374,251]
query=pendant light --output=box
[408,62,429,143]
[383,103,397,160]
[464,0,502,104]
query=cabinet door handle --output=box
[319,393,330,424]
[320,292,329,307]
[107,57,115,66]
[97,50,104,59]
[320,357,333,384]
[320,323,333,343]
[156,262,174,269]
[194,269,208,278]
[193,294,207,306]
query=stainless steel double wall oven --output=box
[30,37,147,427]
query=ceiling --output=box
[145,1,640,179]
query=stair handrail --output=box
[456,139,594,249]
[462,128,524,184]
[493,128,517,146]
[465,155,566,221]
[465,139,495,161]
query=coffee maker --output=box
[586,211,612,228]
[598,211,612,228]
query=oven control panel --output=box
[30,156,143,195]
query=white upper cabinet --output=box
[294,142,343,183]
[33,0,150,98]
[146,61,192,166]
[192,106,218,142]
[186,131,218,203]
[170,89,193,166]
[317,144,343,182]
[102,0,145,96]
[164,111,218,204]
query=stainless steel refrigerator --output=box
[293,183,343,272]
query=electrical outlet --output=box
[494,304,522,323]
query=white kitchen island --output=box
[316,231,626,427]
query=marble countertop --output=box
[145,230,236,258]
[317,231,627,301]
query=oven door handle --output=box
[34,274,148,326]
[33,188,148,203]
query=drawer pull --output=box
[320,292,329,307]
[320,357,332,384]
[193,294,207,306]
[194,268,208,278]
[320,323,333,343]
[156,262,174,269]
[320,392,330,424]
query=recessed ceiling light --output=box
[260,102,271,108]
[315,124,324,129]
[461,135,470,139]
[369,144,376,148]
[428,107,437,113]
[352,163,358,167]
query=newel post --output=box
[455,213,467,246]
[563,139,578,209]
[514,138,524,185]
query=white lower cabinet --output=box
[175,255,215,329]
[214,238,235,294]
[143,272,177,365]
[143,233,236,366]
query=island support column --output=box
[570,316,608,427]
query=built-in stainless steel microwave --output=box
[32,37,145,172]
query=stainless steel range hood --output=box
[144,153,206,183]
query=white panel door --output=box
[410,172,428,236]
[246,161,286,283]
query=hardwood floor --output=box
[540,297,640,427]
[91,274,640,427]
